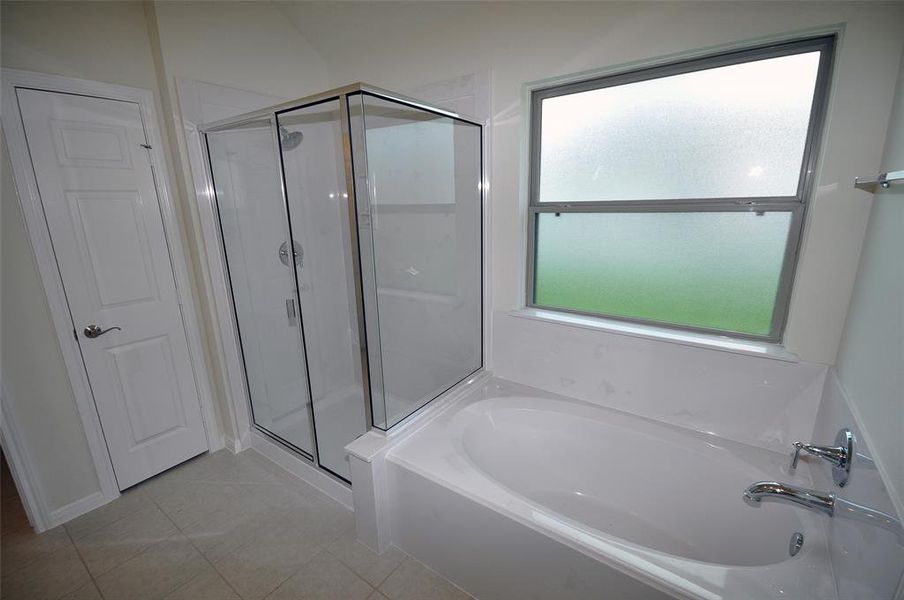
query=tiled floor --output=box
[1,450,472,600]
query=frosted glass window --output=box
[528,37,834,341]
[534,212,792,336]
[538,52,821,201]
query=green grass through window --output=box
[533,211,791,337]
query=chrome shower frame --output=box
[198,83,485,485]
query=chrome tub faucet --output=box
[743,481,835,516]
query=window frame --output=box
[526,35,836,343]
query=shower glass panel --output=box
[352,93,482,429]
[276,100,367,480]
[206,121,315,457]
[201,84,483,482]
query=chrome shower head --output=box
[279,126,303,150]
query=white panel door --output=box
[17,88,208,490]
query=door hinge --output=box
[73,328,79,341]
[139,143,152,150]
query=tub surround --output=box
[492,310,828,453]
[809,370,904,600]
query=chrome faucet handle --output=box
[790,442,805,470]
[789,428,854,487]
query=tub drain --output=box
[789,532,804,557]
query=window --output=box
[527,36,834,341]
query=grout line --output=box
[143,487,247,600]
[62,522,106,600]
[144,471,324,600]
[137,488,243,600]
[64,487,160,545]
[323,538,402,591]
[0,493,67,578]
[375,557,404,592]
[376,550,413,595]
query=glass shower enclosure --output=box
[201,85,483,482]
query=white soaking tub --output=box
[385,378,835,600]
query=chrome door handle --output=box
[83,325,121,339]
[278,240,303,269]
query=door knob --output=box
[83,325,122,339]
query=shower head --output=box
[279,126,303,150]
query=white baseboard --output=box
[48,491,108,528]
[0,401,51,532]
[207,431,226,453]
[249,430,353,510]
[222,434,242,454]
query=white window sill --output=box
[509,308,800,363]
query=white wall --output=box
[146,1,331,444]
[0,1,160,90]
[0,0,329,520]
[1,133,101,511]
[150,2,328,100]
[0,0,162,515]
[282,1,904,365]
[835,54,904,516]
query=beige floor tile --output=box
[95,534,207,600]
[379,557,472,600]
[1,451,466,600]
[0,523,73,575]
[145,478,266,563]
[240,485,354,549]
[286,497,355,548]
[60,581,103,600]
[74,504,178,577]
[164,565,241,600]
[0,544,91,600]
[173,496,271,564]
[158,451,286,486]
[64,487,155,540]
[213,519,322,600]
[144,479,256,531]
[265,551,373,600]
[326,531,404,587]
[226,452,306,486]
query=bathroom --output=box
[1,2,902,599]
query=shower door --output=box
[206,121,316,458]
[206,104,368,481]
[276,99,367,480]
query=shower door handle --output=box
[286,298,297,326]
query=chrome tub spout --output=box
[743,481,835,516]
